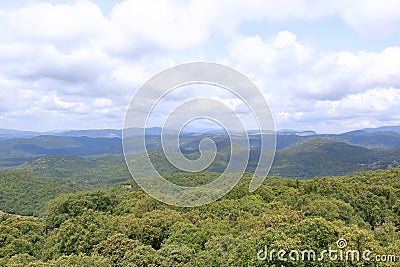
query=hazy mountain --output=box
[364,125,400,133]
[57,129,122,138]
[277,129,317,136]
[0,127,174,139]
[0,129,41,140]
[2,126,400,170]
[0,135,122,167]
[342,125,400,135]
[336,131,400,148]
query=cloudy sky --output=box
[0,0,399,133]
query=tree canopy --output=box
[0,167,399,266]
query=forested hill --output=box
[269,139,400,177]
[0,139,397,217]
[0,167,399,266]
[0,135,122,167]
[14,138,400,181]
[0,170,80,216]
[2,129,400,168]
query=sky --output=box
[0,0,400,134]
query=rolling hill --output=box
[0,135,122,167]
[2,126,400,169]
[14,138,400,187]
[0,170,81,216]
[18,155,131,188]
[270,139,375,178]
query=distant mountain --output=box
[343,125,400,135]
[0,129,41,140]
[0,127,317,139]
[4,136,400,193]
[125,137,400,179]
[365,125,400,133]
[269,139,400,178]
[58,129,122,138]
[0,127,174,139]
[339,129,368,136]
[277,129,317,136]
[337,130,400,148]
[275,134,312,150]
[0,128,123,139]
[271,139,371,177]
[2,126,400,169]
[0,135,122,167]
[63,127,184,137]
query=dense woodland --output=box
[1,167,400,266]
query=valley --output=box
[0,126,400,266]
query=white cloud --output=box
[0,0,400,132]
[0,1,106,45]
[227,31,400,132]
[316,87,400,119]
[107,0,212,52]
[220,0,400,37]
[94,97,113,108]
[340,0,400,37]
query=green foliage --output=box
[0,167,399,266]
[48,253,112,267]
[0,170,79,216]
[2,137,400,218]
[270,139,379,178]
[0,216,45,262]
[156,244,195,267]
[41,210,114,260]
[94,233,153,266]
[18,155,131,188]
[115,209,182,249]
[44,190,118,229]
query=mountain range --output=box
[2,125,398,139]
[1,125,400,217]
[0,125,399,178]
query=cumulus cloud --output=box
[107,0,212,53]
[316,88,400,119]
[340,0,400,37]
[0,0,399,132]
[0,1,106,44]
[227,31,400,132]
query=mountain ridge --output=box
[1,125,398,139]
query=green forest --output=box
[1,167,400,266]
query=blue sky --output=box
[0,0,399,133]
